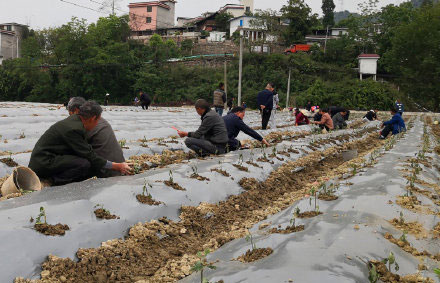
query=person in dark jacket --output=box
[257,82,275,130]
[364,109,378,121]
[380,108,406,139]
[213,82,227,116]
[29,101,130,185]
[332,110,348,129]
[329,106,350,120]
[227,97,234,111]
[178,99,229,157]
[67,97,126,178]
[294,108,309,126]
[139,91,151,110]
[306,101,312,112]
[223,107,270,151]
[395,100,404,116]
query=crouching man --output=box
[379,108,406,139]
[223,107,270,151]
[178,99,229,157]
[29,101,131,185]
[67,97,125,177]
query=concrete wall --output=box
[240,0,254,13]
[0,32,18,62]
[230,16,254,35]
[156,1,175,29]
[129,6,157,31]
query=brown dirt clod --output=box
[34,223,70,236]
[235,248,273,263]
[232,164,249,172]
[94,209,120,220]
[189,174,210,182]
[318,194,339,201]
[269,225,305,234]
[136,194,163,206]
[297,211,323,219]
[210,168,230,177]
[0,158,18,167]
[164,181,186,191]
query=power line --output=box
[59,0,108,14]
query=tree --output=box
[215,12,233,33]
[280,0,316,44]
[322,0,336,27]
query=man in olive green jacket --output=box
[29,101,130,185]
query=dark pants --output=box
[215,107,224,116]
[141,101,150,110]
[381,125,393,138]
[227,139,241,152]
[261,109,272,130]
[185,138,226,157]
[319,124,330,131]
[52,156,91,186]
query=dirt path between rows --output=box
[17,129,386,283]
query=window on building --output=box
[147,6,152,12]
[6,25,12,31]
[246,7,250,13]
[146,17,152,23]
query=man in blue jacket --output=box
[257,83,275,130]
[380,108,406,139]
[223,107,270,151]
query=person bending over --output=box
[223,107,270,151]
[332,110,348,130]
[312,108,334,131]
[67,97,125,177]
[364,109,378,121]
[178,99,229,157]
[29,101,130,185]
[379,108,406,139]
[294,108,310,126]
[140,91,151,110]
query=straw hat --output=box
[0,167,42,197]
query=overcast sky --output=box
[1,0,405,29]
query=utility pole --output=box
[324,25,329,54]
[286,68,291,109]
[238,34,243,106]
[224,53,228,108]
[112,0,115,15]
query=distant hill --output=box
[334,10,360,24]
[411,0,439,7]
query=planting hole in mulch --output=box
[269,225,305,234]
[318,194,339,201]
[164,181,186,191]
[297,211,323,218]
[246,161,262,168]
[236,248,273,263]
[211,168,230,177]
[136,194,162,206]
[34,223,70,236]
[232,164,249,172]
[368,260,434,283]
[0,158,18,167]
[94,209,120,220]
[190,173,210,181]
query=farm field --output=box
[1,103,439,283]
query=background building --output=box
[0,23,27,65]
[129,0,176,36]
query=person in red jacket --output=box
[294,108,310,126]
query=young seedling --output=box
[141,136,148,147]
[382,251,399,272]
[19,132,25,139]
[119,139,127,148]
[94,204,110,214]
[245,230,257,250]
[191,165,198,176]
[291,207,300,227]
[238,154,244,166]
[190,249,216,283]
[309,187,319,212]
[35,207,47,225]
[434,267,440,279]
[272,147,277,156]
[133,162,142,174]
[399,231,408,244]
[168,170,174,183]
[249,149,255,163]
[399,211,405,225]
[351,164,358,176]
[368,263,379,283]
[142,180,152,197]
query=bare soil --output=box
[0,158,18,167]
[269,225,305,234]
[210,168,230,177]
[136,194,162,206]
[22,130,386,282]
[297,211,323,219]
[238,178,260,191]
[389,218,428,239]
[235,248,273,263]
[94,209,120,220]
[384,233,431,257]
[318,194,339,201]
[164,181,186,191]
[246,161,262,168]
[189,173,210,182]
[34,223,70,236]
[369,260,434,283]
[232,164,249,172]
